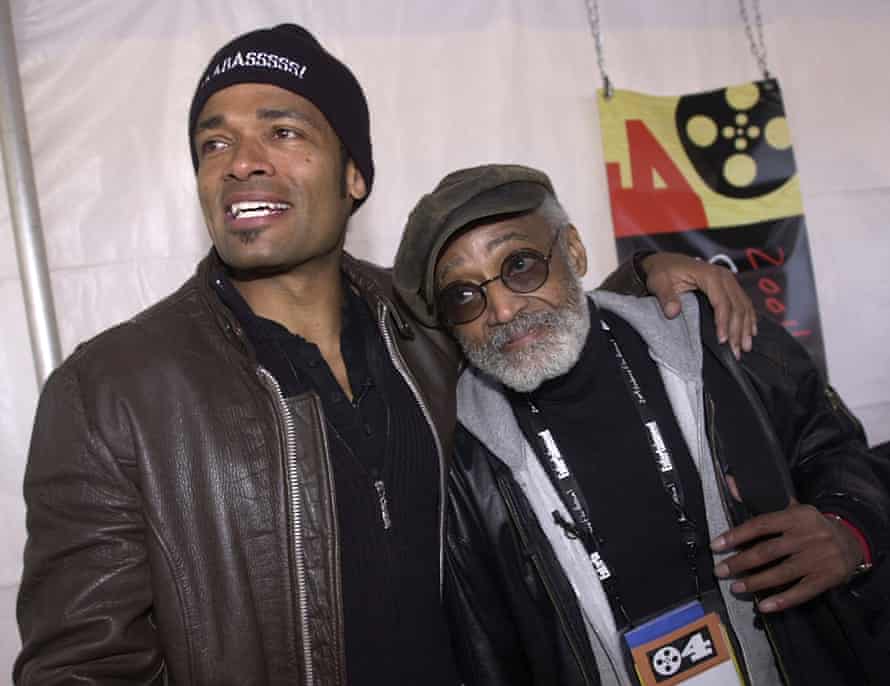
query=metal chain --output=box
[738,0,771,79]
[584,0,614,97]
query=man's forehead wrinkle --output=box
[437,229,533,287]
[436,255,466,288]
[484,230,533,253]
[257,107,319,127]
[197,114,225,131]
[197,105,319,132]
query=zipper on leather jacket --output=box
[374,477,393,530]
[825,385,863,435]
[704,393,740,531]
[258,367,316,686]
[704,391,790,686]
[376,301,447,590]
[497,474,599,686]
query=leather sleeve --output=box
[444,430,535,686]
[741,318,890,564]
[14,363,165,685]
[739,316,890,649]
[445,427,595,686]
[597,253,650,297]
[697,295,890,673]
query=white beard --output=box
[456,272,590,393]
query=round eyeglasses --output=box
[436,229,561,326]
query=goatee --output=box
[456,271,590,393]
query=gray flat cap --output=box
[393,164,554,327]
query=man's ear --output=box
[346,160,368,202]
[564,224,588,277]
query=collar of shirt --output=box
[211,265,374,402]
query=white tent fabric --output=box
[2,0,889,672]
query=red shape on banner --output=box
[607,120,707,237]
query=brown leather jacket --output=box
[14,251,460,685]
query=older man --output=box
[394,164,890,686]
[14,26,759,686]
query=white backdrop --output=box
[2,0,889,676]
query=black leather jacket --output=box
[445,300,890,686]
[14,251,459,685]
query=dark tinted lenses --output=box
[437,249,550,326]
[438,283,486,326]
[500,250,548,292]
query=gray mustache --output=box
[486,310,560,351]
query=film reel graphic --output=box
[676,79,795,199]
[651,646,683,677]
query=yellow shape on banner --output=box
[766,117,792,150]
[687,116,718,147]
[724,154,757,187]
[597,86,803,230]
[726,83,760,110]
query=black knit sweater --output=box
[215,272,459,685]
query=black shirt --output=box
[214,271,459,685]
[513,302,714,625]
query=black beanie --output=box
[188,24,374,204]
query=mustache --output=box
[475,309,561,353]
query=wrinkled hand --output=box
[710,502,864,613]
[641,253,756,359]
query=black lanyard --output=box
[520,318,702,629]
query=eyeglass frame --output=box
[435,227,563,327]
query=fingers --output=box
[641,254,688,320]
[711,505,858,613]
[659,294,682,319]
[724,475,742,503]
[706,278,731,346]
[725,284,745,359]
[714,529,799,580]
[639,254,757,356]
[756,579,832,613]
[707,270,756,359]
[717,535,849,612]
[744,298,758,345]
[645,274,683,320]
[711,508,795,552]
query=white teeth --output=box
[228,201,290,218]
[236,208,274,219]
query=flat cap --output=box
[394,164,554,327]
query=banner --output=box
[598,80,826,375]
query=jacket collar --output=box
[590,291,702,380]
[193,247,418,342]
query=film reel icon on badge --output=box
[651,645,683,677]
[642,625,717,683]
[675,79,795,199]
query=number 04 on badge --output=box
[623,601,743,685]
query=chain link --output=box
[587,1,770,93]
[738,0,771,79]
[584,0,613,98]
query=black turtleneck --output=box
[512,302,714,625]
